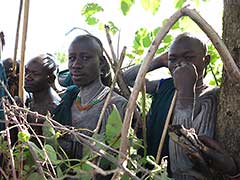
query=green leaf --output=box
[174,0,187,9]
[81,3,103,17]
[18,130,30,143]
[105,104,122,148]
[142,35,152,47]
[42,120,55,137]
[120,0,134,16]
[140,0,161,15]
[26,172,45,180]
[56,166,63,178]
[86,16,99,25]
[44,144,58,164]
[107,21,119,35]
[81,3,103,25]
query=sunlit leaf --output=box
[174,0,187,9]
[120,0,135,16]
[86,16,99,25]
[81,3,103,25]
[142,35,152,47]
[105,104,122,148]
[107,21,119,35]
[140,0,161,14]
[81,3,103,17]
[18,130,30,143]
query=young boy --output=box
[124,33,219,179]
[53,35,127,160]
[24,54,61,135]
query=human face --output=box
[24,57,49,93]
[68,39,101,87]
[168,39,206,77]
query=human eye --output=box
[168,56,176,62]
[68,55,76,62]
[81,55,90,61]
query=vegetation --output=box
[0,0,231,179]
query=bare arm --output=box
[123,52,168,94]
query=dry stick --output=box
[182,8,240,83]
[104,25,131,99]
[2,84,55,178]
[4,102,47,179]
[156,91,177,164]
[0,167,8,180]
[13,0,23,74]
[11,105,153,179]
[18,0,30,101]
[141,82,147,157]
[94,46,127,134]
[2,99,17,180]
[113,7,184,179]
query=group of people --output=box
[0,32,239,179]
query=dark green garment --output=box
[0,63,7,130]
[146,78,175,159]
[58,69,73,87]
[52,85,79,125]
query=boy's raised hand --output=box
[172,62,198,97]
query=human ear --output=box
[47,74,56,84]
[204,54,211,67]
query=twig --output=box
[0,167,8,180]
[18,0,30,101]
[116,7,184,179]
[13,0,23,74]
[2,99,17,180]
[141,82,147,157]
[104,25,131,99]
[182,8,240,83]
[94,46,127,134]
[156,91,177,164]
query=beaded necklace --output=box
[75,87,110,111]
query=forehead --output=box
[169,38,202,55]
[68,38,101,54]
[26,57,44,70]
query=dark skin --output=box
[168,39,239,177]
[2,58,19,96]
[68,38,103,88]
[187,135,239,178]
[24,55,60,116]
[168,38,210,106]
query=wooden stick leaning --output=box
[104,25,131,99]
[156,91,177,164]
[114,6,240,178]
[13,0,23,74]
[182,8,240,83]
[115,7,184,177]
[18,0,30,101]
[94,46,127,134]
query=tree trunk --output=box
[215,0,240,178]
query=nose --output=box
[71,58,84,69]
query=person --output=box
[24,53,61,134]
[2,58,20,97]
[187,135,240,180]
[0,31,7,131]
[123,32,219,179]
[53,34,127,160]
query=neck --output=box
[80,78,105,104]
[32,87,53,103]
[195,75,207,95]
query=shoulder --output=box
[111,92,128,104]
